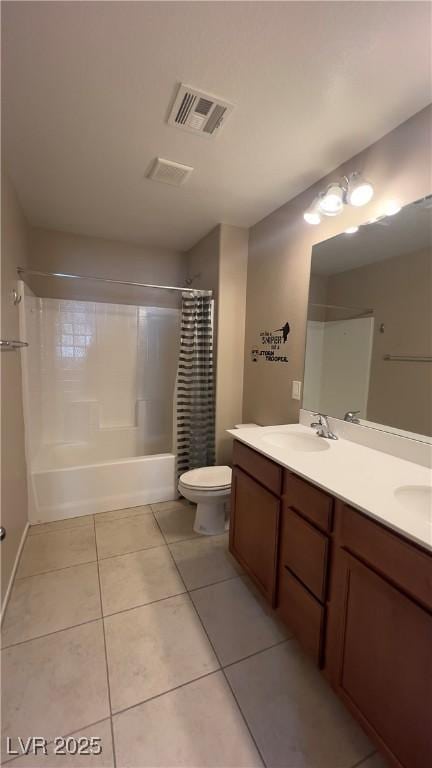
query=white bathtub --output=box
[29,451,177,524]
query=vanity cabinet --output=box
[328,502,432,768]
[230,465,280,604]
[229,439,432,768]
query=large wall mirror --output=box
[303,195,432,440]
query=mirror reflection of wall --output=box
[303,196,432,439]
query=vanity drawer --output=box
[339,503,432,611]
[233,440,282,496]
[283,472,333,532]
[277,566,325,665]
[280,505,329,602]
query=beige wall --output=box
[216,225,249,464]
[326,248,432,436]
[186,224,248,464]
[27,228,187,309]
[1,172,29,605]
[243,105,432,426]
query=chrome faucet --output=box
[344,410,361,424]
[311,413,338,440]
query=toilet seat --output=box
[179,466,232,491]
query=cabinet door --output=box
[333,551,432,768]
[229,467,280,605]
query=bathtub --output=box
[29,445,177,523]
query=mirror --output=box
[303,196,432,440]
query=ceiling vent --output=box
[168,83,234,137]
[147,158,194,186]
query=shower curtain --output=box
[176,292,215,479]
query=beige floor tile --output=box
[104,594,219,713]
[225,641,373,768]
[169,533,242,591]
[99,546,185,615]
[1,563,101,647]
[94,505,152,526]
[95,514,164,560]
[113,672,263,768]
[1,622,110,760]
[8,719,114,767]
[29,515,94,536]
[17,527,97,578]
[152,500,200,543]
[191,576,287,666]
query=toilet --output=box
[178,424,258,535]
[178,466,232,535]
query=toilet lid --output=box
[179,466,232,490]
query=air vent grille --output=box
[168,84,234,138]
[148,158,194,187]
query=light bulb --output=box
[303,199,321,225]
[346,173,374,207]
[344,226,359,234]
[384,200,402,216]
[318,184,344,216]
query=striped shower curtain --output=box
[176,292,215,479]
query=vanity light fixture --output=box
[318,184,344,216]
[304,172,374,225]
[303,199,322,225]
[345,172,374,207]
[344,226,359,234]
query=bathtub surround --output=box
[19,291,180,522]
[1,172,30,609]
[243,105,432,427]
[176,293,215,478]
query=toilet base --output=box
[193,500,226,536]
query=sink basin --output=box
[394,485,432,521]
[262,432,330,452]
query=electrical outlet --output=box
[292,380,302,400]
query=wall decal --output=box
[251,321,291,363]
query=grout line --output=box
[28,520,95,537]
[187,573,242,593]
[97,541,167,563]
[111,669,222,721]
[14,557,98,581]
[0,615,103,652]
[157,515,268,768]
[94,510,154,528]
[14,538,170,583]
[12,558,99,583]
[222,637,291,671]
[94,515,117,768]
[102,589,188,621]
[349,751,378,768]
[3,569,239,649]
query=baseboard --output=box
[1,521,30,626]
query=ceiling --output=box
[2,1,431,252]
[311,198,432,275]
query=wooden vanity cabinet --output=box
[229,439,432,768]
[277,502,330,665]
[230,465,280,605]
[327,503,432,768]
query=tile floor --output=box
[1,500,388,768]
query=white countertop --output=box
[228,424,432,552]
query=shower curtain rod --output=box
[17,267,212,295]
